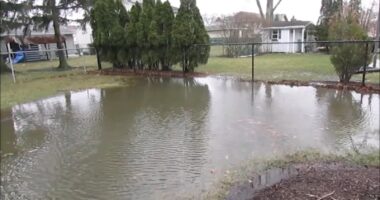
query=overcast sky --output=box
[167,0,378,24]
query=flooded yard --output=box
[1,77,379,199]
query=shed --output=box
[261,20,314,53]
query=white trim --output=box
[301,28,305,53]
[263,23,312,30]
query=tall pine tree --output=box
[155,0,175,71]
[91,0,128,68]
[172,0,209,72]
[126,3,142,69]
[137,0,154,69]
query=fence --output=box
[0,47,105,83]
[1,41,380,86]
[197,40,380,86]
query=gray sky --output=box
[168,0,378,24]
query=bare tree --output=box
[351,0,379,66]
[202,14,218,26]
[219,12,262,57]
[255,0,283,24]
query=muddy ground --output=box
[229,161,380,200]
[89,69,380,94]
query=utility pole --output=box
[373,2,380,67]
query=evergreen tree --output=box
[329,3,369,83]
[155,0,175,71]
[172,0,210,73]
[126,3,142,68]
[137,0,156,69]
[91,0,128,68]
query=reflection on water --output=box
[1,77,379,199]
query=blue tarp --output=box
[12,51,25,64]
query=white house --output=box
[1,25,77,62]
[261,20,314,53]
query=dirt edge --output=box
[88,69,380,94]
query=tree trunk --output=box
[0,54,11,74]
[266,0,274,24]
[51,1,70,70]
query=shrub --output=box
[328,16,370,83]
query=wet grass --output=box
[2,54,379,109]
[203,150,380,200]
[0,56,128,109]
[198,54,380,84]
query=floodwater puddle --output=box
[1,77,379,199]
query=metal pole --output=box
[6,43,16,83]
[251,44,255,82]
[64,41,69,59]
[95,47,102,70]
[362,42,369,87]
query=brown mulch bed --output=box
[253,162,380,200]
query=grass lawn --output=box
[198,53,380,84]
[1,54,379,109]
[1,56,129,109]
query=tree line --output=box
[91,0,210,73]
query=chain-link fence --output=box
[0,47,111,83]
[2,41,380,85]
[199,40,380,85]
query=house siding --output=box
[261,27,306,53]
[0,33,76,62]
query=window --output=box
[271,29,281,41]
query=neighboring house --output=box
[0,25,77,62]
[261,20,314,53]
[207,12,262,44]
[70,24,94,55]
[206,25,236,44]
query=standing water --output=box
[1,77,379,199]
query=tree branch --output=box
[273,0,283,12]
[256,0,265,19]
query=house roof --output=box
[2,35,66,44]
[206,25,249,32]
[263,21,312,29]
[0,25,76,37]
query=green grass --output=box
[1,54,379,109]
[198,53,380,84]
[1,56,129,109]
